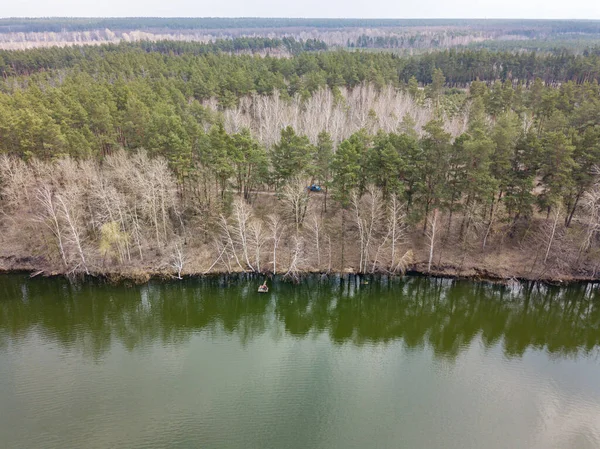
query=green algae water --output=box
[1,274,600,449]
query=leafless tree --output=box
[218,213,245,271]
[56,189,89,275]
[308,212,323,268]
[220,83,467,149]
[170,243,185,279]
[280,176,310,234]
[267,213,284,274]
[544,205,562,265]
[1,151,187,276]
[394,250,414,275]
[284,235,304,282]
[427,208,439,273]
[0,155,32,210]
[0,27,492,52]
[248,218,267,272]
[35,185,68,269]
[120,150,177,249]
[326,235,332,273]
[231,198,255,271]
[351,186,384,273]
[371,196,408,274]
[205,238,232,274]
[387,194,407,271]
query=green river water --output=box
[1,274,600,449]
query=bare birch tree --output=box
[56,190,89,275]
[308,212,323,268]
[371,196,409,274]
[248,219,267,272]
[205,238,232,274]
[35,185,68,269]
[221,83,466,148]
[231,198,255,271]
[284,235,304,282]
[351,186,384,273]
[544,205,562,265]
[0,155,31,211]
[218,214,245,271]
[170,243,185,279]
[280,176,310,234]
[267,213,284,274]
[387,194,407,272]
[427,208,439,273]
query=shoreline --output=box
[1,257,597,286]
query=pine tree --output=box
[270,126,312,188]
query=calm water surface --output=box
[1,274,600,449]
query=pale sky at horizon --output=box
[1,0,600,21]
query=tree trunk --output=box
[544,205,561,264]
[482,191,501,249]
[428,209,438,273]
[566,192,581,228]
[423,198,430,233]
[341,210,346,271]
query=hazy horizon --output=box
[2,16,600,20]
[1,0,599,21]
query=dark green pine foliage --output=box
[309,131,334,187]
[207,123,236,197]
[538,131,576,213]
[503,131,541,222]
[332,130,371,207]
[419,119,452,231]
[270,126,313,188]
[230,128,268,199]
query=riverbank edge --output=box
[1,256,597,285]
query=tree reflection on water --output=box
[1,274,599,361]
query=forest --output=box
[0,39,600,281]
[2,17,600,33]
[2,18,600,52]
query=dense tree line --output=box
[1,42,599,87]
[1,42,600,279]
[0,38,328,76]
[136,38,327,55]
[1,79,600,277]
[0,47,599,229]
[468,37,600,54]
[399,48,600,84]
[351,34,600,54]
[350,33,477,49]
[2,18,600,34]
